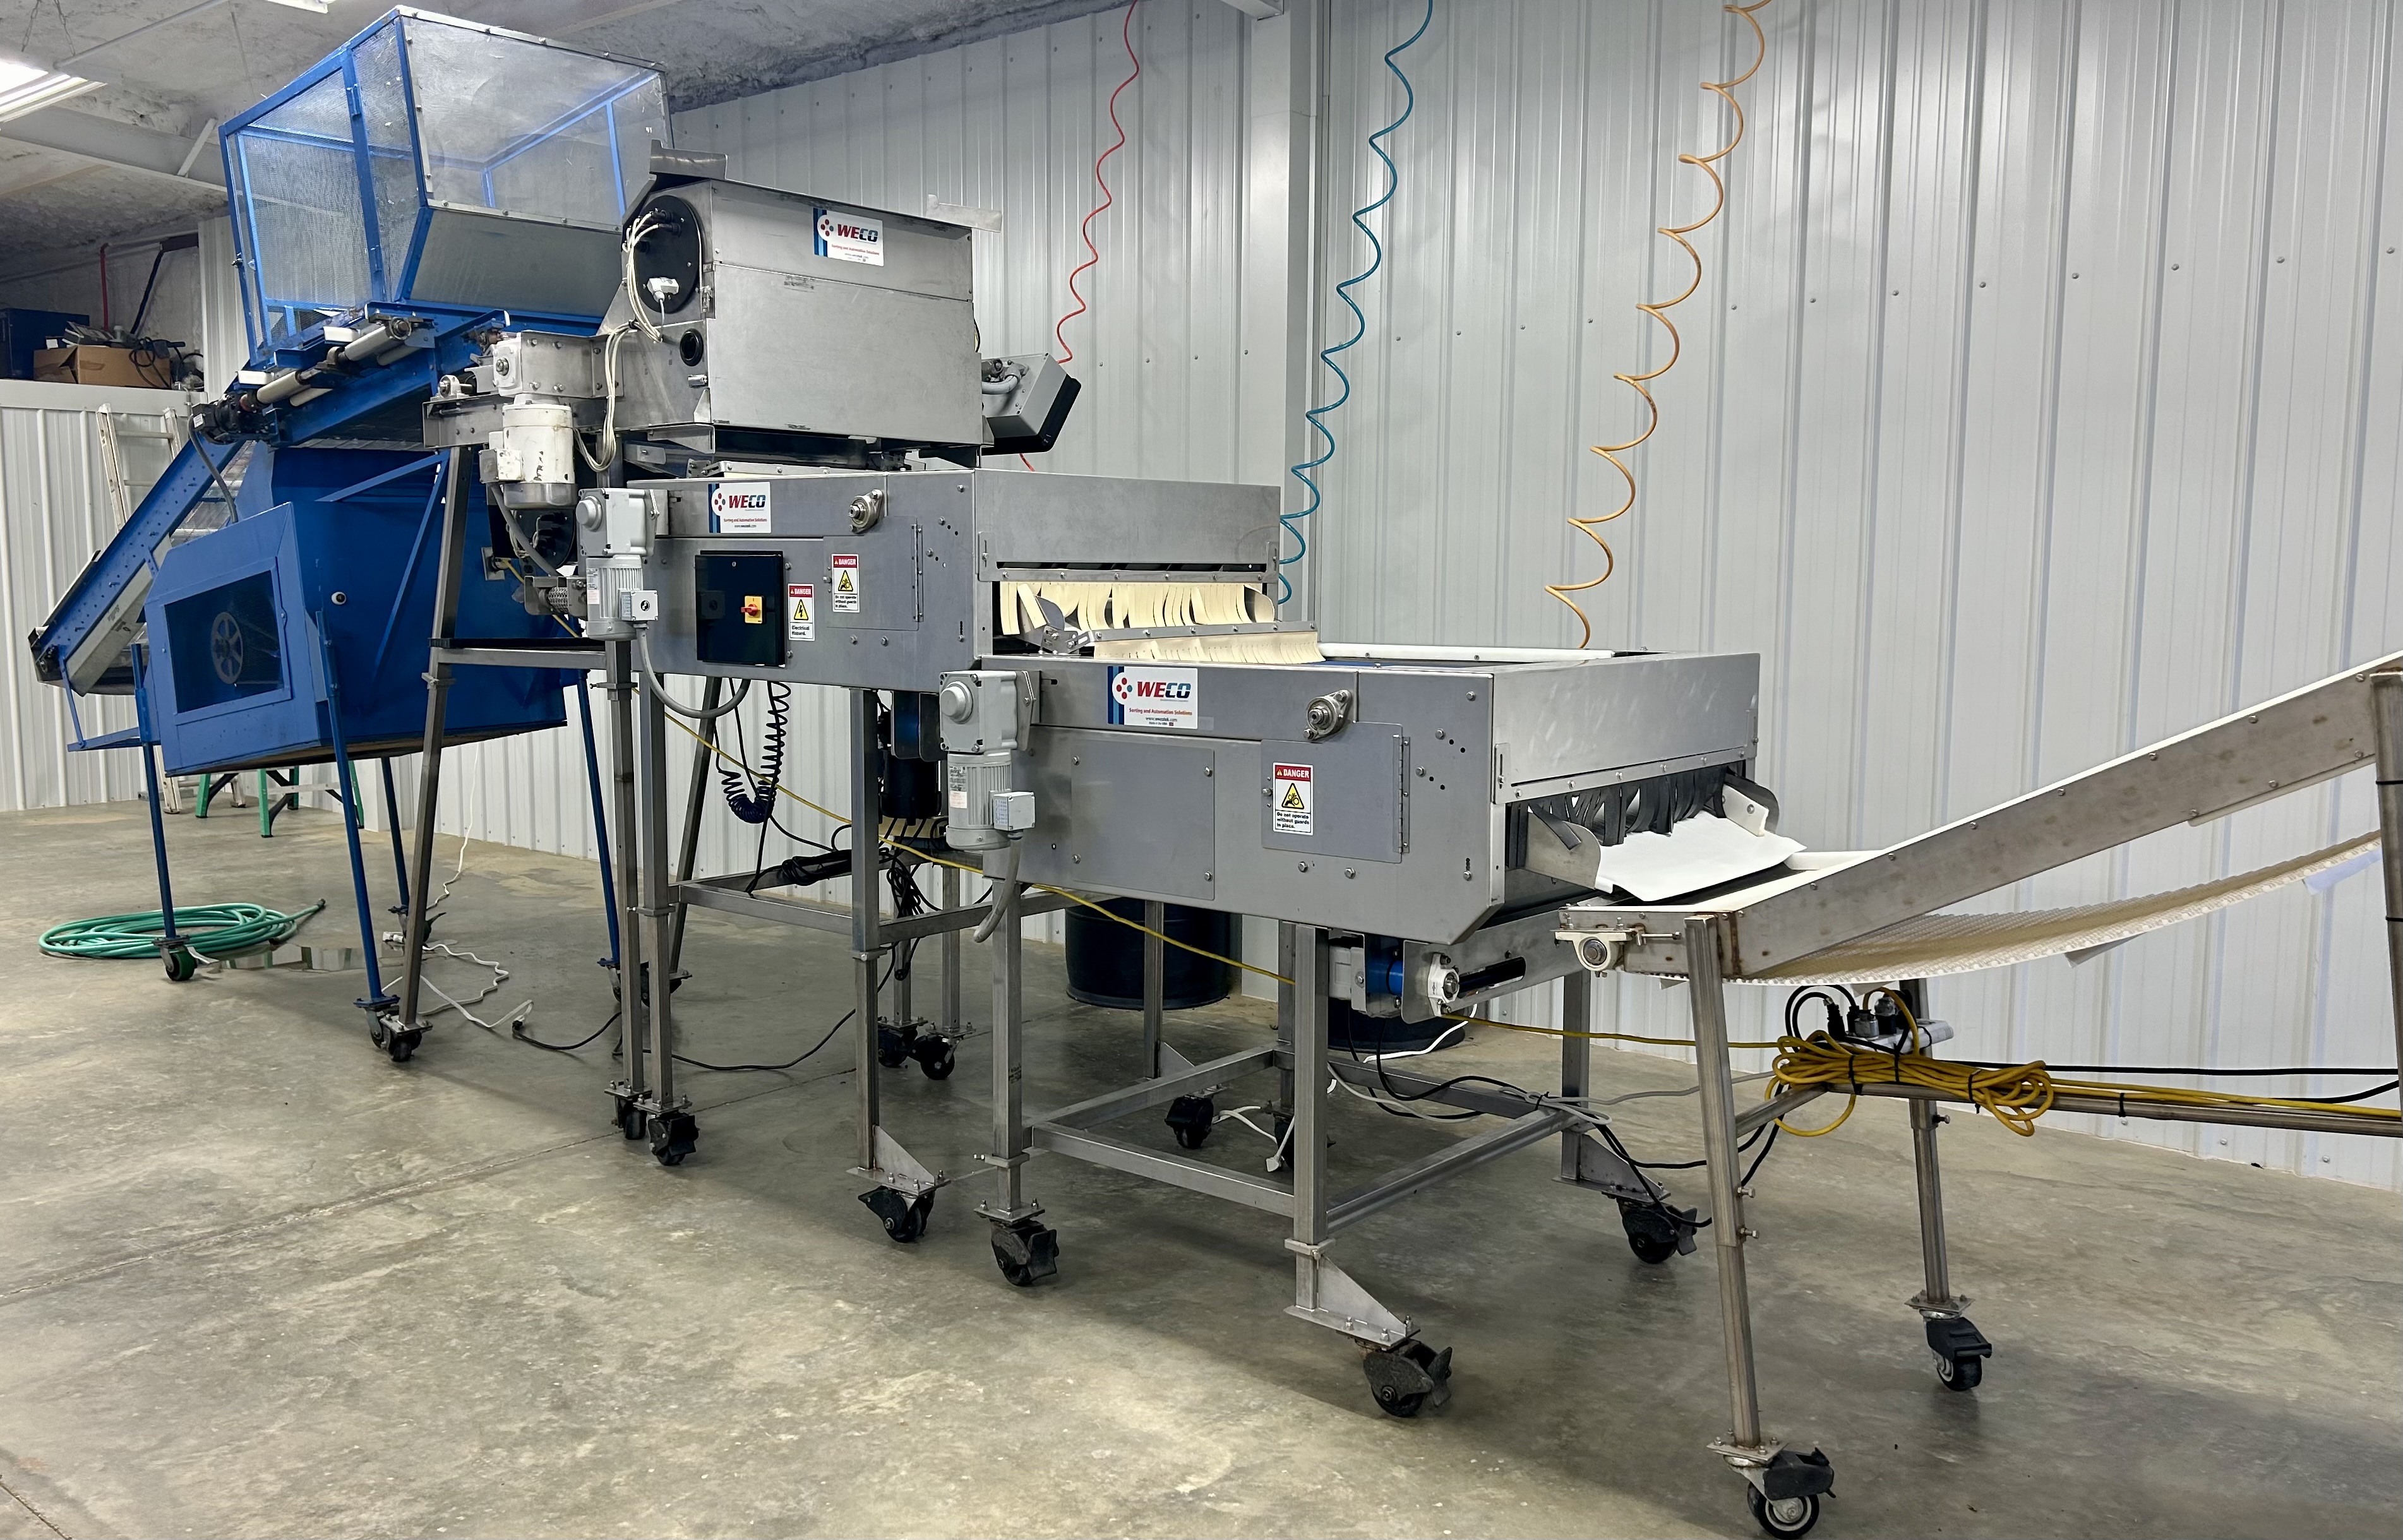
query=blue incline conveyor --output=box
[25,9,668,1006]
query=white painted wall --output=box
[0,379,190,811]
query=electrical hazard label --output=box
[787,583,815,641]
[831,554,861,612]
[1272,763,1314,835]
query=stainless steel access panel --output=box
[631,469,1279,693]
[1005,649,1759,943]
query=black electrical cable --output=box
[1624,1121,1770,1171]
[129,246,167,337]
[1740,1123,1780,1187]
[719,680,789,825]
[515,1008,617,1053]
[672,962,892,1073]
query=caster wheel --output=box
[649,1111,698,1166]
[1925,1315,1991,1391]
[860,1186,935,1243]
[990,1218,1059,1287]
[612,1097,645,1140]
[1362,1337,1453,1419]
[162,948,197,982]
[378,1025,421,1063]
[911,1036,957,1080]
[1747,1488,1820,1539]
[875,1020,916,1070]
[1165,1095,1215,1150]
[1619,1203,1681,1265]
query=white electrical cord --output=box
[635,633,752,720]
[971,843,1023,943]
[577,208,668,472]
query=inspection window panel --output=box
[694,551,786,667]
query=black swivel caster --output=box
[1618,1199,1696,1264]
[1361,1337,1453,1419]
[909,1034,957,1080]
[875,1019,916,1069]
[162,946,197,982]
[649,1110,698,1166]
[1926,1315,1991,1392]
[990,1217,1059,1287]
[1747,1488,1821,1538]
[860,1186,935,1243]
[1746,1448,1834,1538]
[369,1018,421,1063]
[1165,1095,1215,1150]
[611,1094,645,1140]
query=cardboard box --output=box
[32,345,173,388]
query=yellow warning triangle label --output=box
[1281,783,1307,809]
[836,570,856,592]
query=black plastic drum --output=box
[1065,900,1233,1011]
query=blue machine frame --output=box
[21,8,660,1010]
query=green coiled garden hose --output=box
[39,900,328,962]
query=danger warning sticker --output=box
[1272,763,1314,835]
[788,583,815,641]
[831,554,861,612]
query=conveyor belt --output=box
[1753,830,2376,984]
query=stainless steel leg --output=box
[1559,968,1593,1180]
[2373,673,2403,1099]
[940,863,962,1036]
[1290,924,1328,1248]
[1909,1097,1960,1310]
[635,664,680,1116]
[664,674,722,982]
[393,451,470,1052]
[850,689,884,1176]
[607,641,645,1090]
[1686,914,1765,1450]
[982,870,1029,1217]
[1274,922,1298,1126]
[1142,899,1166,1077]
[1285,924,1432,1404]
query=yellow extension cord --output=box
[1765,991,2400,1138]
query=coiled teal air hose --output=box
[40,900,328,962]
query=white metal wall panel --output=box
[1297,0,2400,1188]
[306,3,2403,1183]
[0,381,189,813]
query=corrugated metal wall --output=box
[0,381,191,812]
[1299,0,2401,1188]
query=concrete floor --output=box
[1,801,2397,1540]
